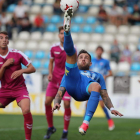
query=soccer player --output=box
[90,46,115,131]
[44,26,72,140]
[53,8,123,135]
[0,31,36,140]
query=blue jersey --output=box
[90,58,111,76]
[60,63,106,101]
[79,70,106,90]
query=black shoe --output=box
[44,127,56,139]
[60,131,68,140]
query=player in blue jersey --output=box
[91,46,112,79]
[136,129,140,135]
[90,46,115,131]
[53,7,123,135]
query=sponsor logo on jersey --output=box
[65,68,69,76]
[54,51,60,54]
[0,62,3,64]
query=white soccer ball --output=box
[60,0,79,12]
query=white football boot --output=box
[63,7,73,32]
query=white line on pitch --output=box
[0,125,63,131]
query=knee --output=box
[89,82,101,93]
[64,101,71,109]
[45,100,52,106]
[22,107,30,114]
[0,103,4,108]
[94,82,101,90]
[45,96,54,106]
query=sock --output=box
[84,91,100,124]
[64,108,71,131]
[23,112,33,140]
[63,130,68,133]
[45,105,53,128]
[83,102,87,120]
[64,31,76,56]
[103,107,111,120]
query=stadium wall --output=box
[0,73,140,118]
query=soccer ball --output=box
[60,0,79,12]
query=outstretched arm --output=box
[53,87,66,111]
[100,89,114,109]
[101,89,123,117]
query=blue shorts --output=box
[60,63,96,101]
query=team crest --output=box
[65,68,69,76]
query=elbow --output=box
[31,66,36,73]
[33,67,36,73]
[0,75,3,80]
[102,96,107,101]
[110,72,113,76]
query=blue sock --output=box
[103,107,111,120]
[64,31,75,56]
[84,91,100,123]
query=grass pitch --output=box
[0,114,139,140]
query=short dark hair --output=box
[0,31,8,36]
[96,46,104,52]
[78,49,91,62]
[58,26,64,33]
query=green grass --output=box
[0,114,139,140]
